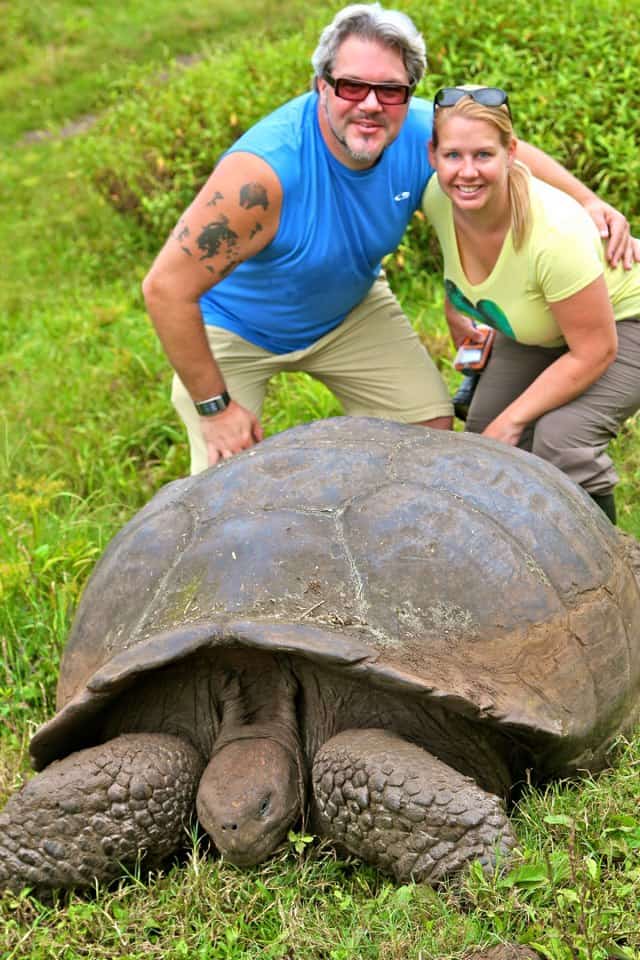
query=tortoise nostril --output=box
[221,822,239,832]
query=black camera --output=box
[452,372,480,422]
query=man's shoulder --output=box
[222,93,314,190]
[405,96,434,135]
[229,93,314,152]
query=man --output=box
[143,3,634,474]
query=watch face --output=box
[195,392,230,416]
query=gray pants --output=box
[466,318,640,495]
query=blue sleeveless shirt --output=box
[199,92,434,354]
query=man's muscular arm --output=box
[142,152,282,465]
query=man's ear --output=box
[316,75,330,107]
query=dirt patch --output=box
[17,53,202,146]
[464,946,540,960]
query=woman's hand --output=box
[444,300,484,348]
[482,408,527,446]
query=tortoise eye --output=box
[259,795,271,817]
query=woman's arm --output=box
[482,276,618,446]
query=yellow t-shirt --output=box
[422,174,640,346]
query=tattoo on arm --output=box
[239,182,269,211]
[196,215,239,260]
[206,190,224,206]
[219,259,241,279]
[249,222,263,240]
[173,220,193,257]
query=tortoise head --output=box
[196,735,302,866]
[195,653,305,866]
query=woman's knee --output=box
[532,413,616,492]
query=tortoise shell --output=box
[31,418,640,777]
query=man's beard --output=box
[336,133,380,164]
[323,99,386,165]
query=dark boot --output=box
[589,492,617,524]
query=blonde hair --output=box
[432,93,532,250]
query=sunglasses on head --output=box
[324,73,414,106]
[434,86,511,117]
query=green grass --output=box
[1,0,640,956]
[0,0,308,146]
[2,745,639,958]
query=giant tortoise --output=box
[1,417,639,894]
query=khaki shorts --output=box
[172,274,452,474]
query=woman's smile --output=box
[429,115,515,216]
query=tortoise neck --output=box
[216,653,301,754]
[214,653,305,806]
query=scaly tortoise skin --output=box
[1,417,639,894]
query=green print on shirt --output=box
[445,279,515,338]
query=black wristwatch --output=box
[194,391,231,416]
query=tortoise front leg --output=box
[312,729,516,883]
[0,733,204,894]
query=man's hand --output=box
[582,198,639,269]
[200,401,264,466]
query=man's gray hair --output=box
[311,3,427,87]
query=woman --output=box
[423,86,640,523]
